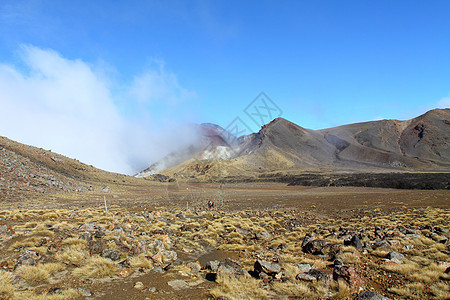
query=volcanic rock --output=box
[354,291,391,300]
[333,265,365,293]
[254,260,281,277]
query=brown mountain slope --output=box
[321,108,450,169]
[153,109,450,178]
[0,136,132,201]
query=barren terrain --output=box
[1,181,449,299]
[1,122,449,299]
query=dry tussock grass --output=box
[409,263,446,283]
[336,251,359,264]
[210,274,268,299]
[382,260,420,275]
[41,262,66,275]
[271,281,314,298]
[329,279,351,300]
[129,254,153,269]
[430,282,450,300]
[16,265,50,285]
[62,237,87,246]
[369,249,389,258]
[0,271,15,297]
[72,256,117,278]
[9,237,40,250]
[56,245,89,266]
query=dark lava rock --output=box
[354,290,391,300]
[372,240,391,250]
[386,251,404,261]
[296,268,330,283]
[302,239,327,255]
[205,273,217,281]
[101,249,121,261]
[301,234,314,248]
[345,235,363,250]
[333,265,365,293]
[88,239,106,255]
[334,258,344,266]
[217,258,249,278]
[204,260,220,272]
[17,254,35,266]
[254,260,281,277]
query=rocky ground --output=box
[1,136,449,299]
[1,202,449,299]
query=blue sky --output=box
[0,0,449,173]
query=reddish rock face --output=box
[333,265,365,293]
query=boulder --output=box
[333,265,365,293]
[303,239,327,255]
[296,268,330,283]
[134,281,144,289]
[386,251,404,262]
[254,260,281,277]
[187,261,201,274]
[372,240,391,250]
[216,258,250,278]
[204,260,220,272]
[295,263,311,273]
[255,231,272,241]
[344,235,363,250]
[101,249,121,261]
[17,254,35,266]
[77,288,93,297]
[88,240,106,255]
[301,234,314,248]
[354,290,391,300]
[168,280,188,290]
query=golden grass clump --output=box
[0,271,15,297]
[329,279,351,300]
[16,265,50,285]
[381,260,420,275]
[429,282,450,300]
[209,274,268,299]
[388,286,414,298]
[218,243,256,252]
[62,237,88,246]
[271,281,314,298]
[336,251,359,264]
[9,237,40,250]
[56,245,89,266]
[129,254,153,269]
[72,256,117,278]
[41,262,66,275]
[408,263,446,283]
[41,211,61,219]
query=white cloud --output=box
[129,61,196,105]
[437,96,450,108]
[0,45,197,174]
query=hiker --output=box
[208,200,214,210]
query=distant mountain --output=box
[137,109,450,178]
[135,123,238,177]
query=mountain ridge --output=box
[138,108,450,179]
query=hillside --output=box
[143,109,450,179]
[0,136,133,202]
